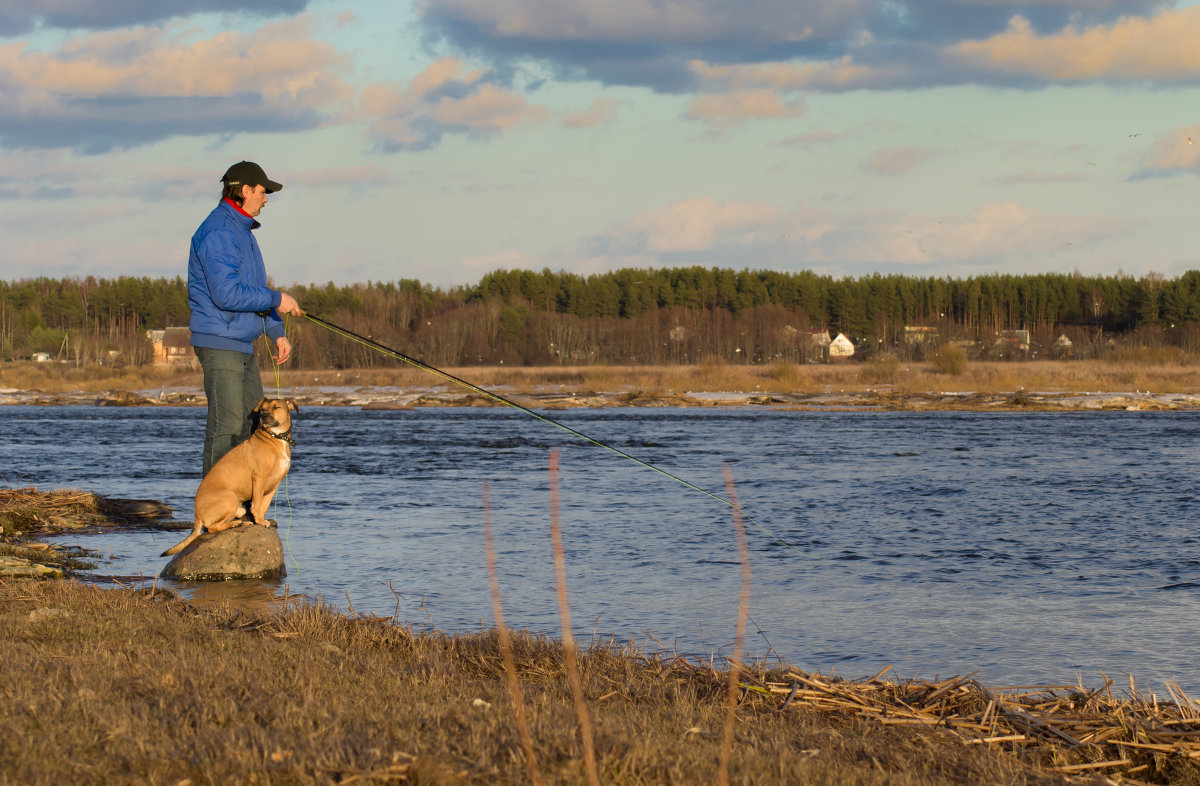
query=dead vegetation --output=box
[0,486,175,541]
[9,578,1197,785]
[7,358,1200,401]
[0,488,179,578]
[0,486,105,540]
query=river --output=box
[2,404,1197,691]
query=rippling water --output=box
[3,404,1198,691]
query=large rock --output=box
[160,524,286,581]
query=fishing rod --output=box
[301,312,808,555]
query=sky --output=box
[2,0,1200,290]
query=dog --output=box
[162,397,298,557]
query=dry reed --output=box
[549,449,600,786]
[718,466,752,786]
[483,481,544,786]
[0,486,174,540]
[752,666,1200,781]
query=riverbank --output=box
[4,489,1200,784]
[4,359,1200,411]
[6,577,1200,785]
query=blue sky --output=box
[2,0,1199,288]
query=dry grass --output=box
[0,363,202,394]
[0,487,174,542]
[930,345,970,376]
[4,577,1174,786]
[6,358,1200,399]
[0,487,108,541]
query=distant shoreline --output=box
[4,358,1200,411]
[2,384,1199,411]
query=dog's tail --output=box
[161,529,202,557]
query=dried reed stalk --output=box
[482,481,544,786]
[548,449,600,786]
[0,486,100,513]
[750,668,1200,778]
[718,466,751,786]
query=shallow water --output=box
[3,404,1199,691]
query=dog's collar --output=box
[267,427,295,447]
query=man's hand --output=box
[277,292,304,317]
[273,336,293,365]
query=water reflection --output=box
[169,577,290,614]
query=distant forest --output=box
[3,268,1200,367]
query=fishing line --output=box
[262,318,301,575]
[301,312,811,557]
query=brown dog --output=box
[162,397,298,557]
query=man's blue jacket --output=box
[188,199,285,355]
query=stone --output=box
[0,555,61,579]
[160,524,286,581]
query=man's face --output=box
[240,184,269,217]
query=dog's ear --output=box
[254,397,269,412]
[286,399,298,413]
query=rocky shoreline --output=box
[0,488,185,580]
[3,384,1200,411]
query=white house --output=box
[829,333,855,358]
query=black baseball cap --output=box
[221,161,283,193]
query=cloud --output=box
[0,182,74,199]
[420,0,1171,92]
[866,146,933,175]
[601,196,796,254]
[994,170,1087,184]
[585,195,1134,270]
[420,0,873,91]
[1133,126,1200,177]
[773,130,852,147]
[422,0,849,46]
[948,7,1200,83]
[459,250,527,269]
[689,57,915,92]
[860,202,1131,264]
[359,57,548,151]
[561,97,622,128]
[684,89,804,128]
[287,164,402,190]
[0,17,352,152]
[0,0,309,36]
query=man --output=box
[188,160,304,476]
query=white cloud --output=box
[459,250,528,268]
[561,98,622,128]
[588,196,1134,269]
[866,146,934,175]
[684,90,805,128]
[0,17,351,151]
[690,57,912,92]
[1137,126,1200,173]
[949,8,1200,82]
[359,58,549,151]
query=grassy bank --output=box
[7,578,1200,786]
[4,354,1200,399]
[5,489,1200,784]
